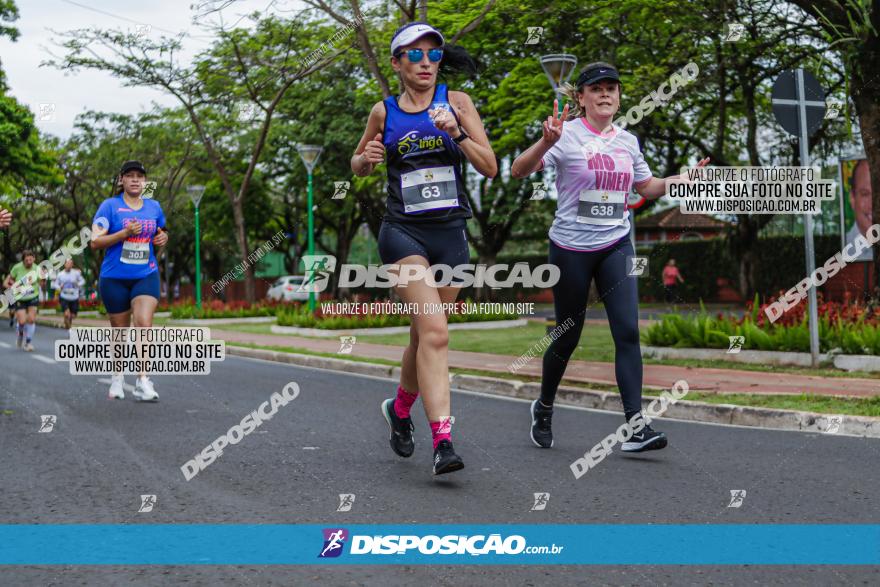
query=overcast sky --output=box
[0,0,298,138]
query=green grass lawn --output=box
[359,321,617,362]
[208,321,616,361]
[227,341,399,366]
[682,392,880,418]
[204,320,617,361]
[356,323,879,379]
[207,321,879,379]
[188,322,276,335]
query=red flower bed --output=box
[748,291,880,328]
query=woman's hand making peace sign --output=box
[541,99,569,146]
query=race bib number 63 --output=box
[400,166,459,214]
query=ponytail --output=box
[559,82,584,121]
[439,44,479,77]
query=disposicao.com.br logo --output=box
[318,528,348,558]
[299,254,560,291]
[318,529,563,558]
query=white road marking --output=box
[31,355,56,365]
[0,341,10,348]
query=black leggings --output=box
[541,237,642,420]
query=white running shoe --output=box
[24,342,34,352]
[108,375,125,400]
[133,376,159,402]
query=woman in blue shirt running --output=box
[90,160,168,402]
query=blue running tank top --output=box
[382,84,472,223]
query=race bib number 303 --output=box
[576,190,627,225]
[121,240,150,265]
[400,166,459,214]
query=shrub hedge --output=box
[643,298,880,355]
[276,299,518,329]
[499,235,847,302]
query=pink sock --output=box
[393,385,419,419]
[429,417,453,449]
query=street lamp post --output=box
[296,144,323,313]
[539,54,578,95]
[187,185,206,309]
[539,54,578,330]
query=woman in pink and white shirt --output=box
[512,61,708,452]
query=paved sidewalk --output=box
[36,315,880,398]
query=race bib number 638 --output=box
[576,190,627,226]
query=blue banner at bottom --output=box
[0,524,878,565]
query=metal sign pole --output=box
[796,69,821,367]
[188,186,206,309]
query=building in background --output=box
[634,207,728,247]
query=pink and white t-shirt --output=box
[540,118,652,251]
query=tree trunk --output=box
[786,0,880,297]
[475,251,497,302]
[333,236,353,299]
[735,219,759,299]
[231,198,254,302]
[852,42,880,298]
[731,83,769,300]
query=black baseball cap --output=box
[576,63,620,88]
[120,160,147,176]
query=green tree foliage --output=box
[0,0,59,206]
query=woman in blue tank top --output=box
[352,22,497,476]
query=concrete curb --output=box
[641,345,833,367]
[642,344,880,373]
[227,345,394,379]
[270,318,528,337]
[225,345,880,438]
[834,354,880,372]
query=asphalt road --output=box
[1,325,878,586]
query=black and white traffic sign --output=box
[771,69,826,138]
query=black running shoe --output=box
[621,424,668,452]
[529,399,554,448]
[432,439,464,475]
[381,398,414,458]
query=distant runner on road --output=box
[5,249,44,352]
[53,258,86,330]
